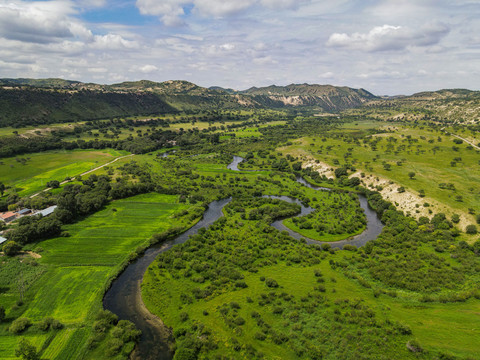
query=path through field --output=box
[441,127,480,150]
[30,153,135,198]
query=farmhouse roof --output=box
[17,208,31,215]
[37,205,57,217]
[0,236,7,244]
[0,212,16,222]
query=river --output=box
[104,155,384,359]
[103,198,231,360]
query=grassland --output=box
[0,149,128,197]
[143,197,480,360]
[280,121,480,233]
[0,193,193,359]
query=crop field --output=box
[0,193,192,359]
[0,149,127,197]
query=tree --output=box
[466,225,478,235]
[451,214,460,224]
[408,172,416,179]
[334,167,348,178]
[2,241,21,256]
[0,182,5,196]
[46,180,60,189]
[0,306,5,322]
[15,338,39,360]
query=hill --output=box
[0,79,382,126]
[238,83,377,111]
[362,88,480,123]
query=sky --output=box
[0,0,479,95]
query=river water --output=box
[103,198,231,360]
[104,155,384,359]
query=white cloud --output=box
[319,71,334,78]
[88,67,108,73]
[78,0,107,8]
[135,0,310,26]
[90,34,139,50]
[253,55,277,65]
[0,1,76,43]
[260,0,310,10]
[220,43,235,51]
[193,0,255,17]
[139,64,159,73]
[327,23,449,52]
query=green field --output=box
[0,193,192,359]
[0,149,128,197]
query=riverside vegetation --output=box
[0,92,479,359]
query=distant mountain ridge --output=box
[0,78,384,127]
[236,83,377,111]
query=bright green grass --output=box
[0,193,192,359]
[144,249,480,359]
[0,333,50,359]
[0,149,127,196]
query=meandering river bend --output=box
[104,155,384,359]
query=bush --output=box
[466,225,478,235]
[9,317,31,334]
[37,317,53,331]
[105,338,124,357]
[406,339,423,353]
[234,317,245,325]
[343,244,357,251]
[179,312,189,322]
[173,348,197,360]
[235,280,248,288]
[254,332,267,340]
[15,338,39,360]
[265,278,279,288]
[95,310,118,325]
[2,241,21,256]
[51,319,64,330]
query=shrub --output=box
[15,338,39,360]
[230,302,241,309]
[235,280,248,288]
[273,306,284,315]
[234,317,245,326]
[179,312,189,322]
[9,317,31,334]
[2,241,21,256]
[466,225,478,235]
[343,244,357,251]
[254,332,267,341]
[265,278,278,288]
[105,338,124,357]
[51,319,63,330]
[173,348,197,360]
[37,317,53,331]
[406,340,423,353]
